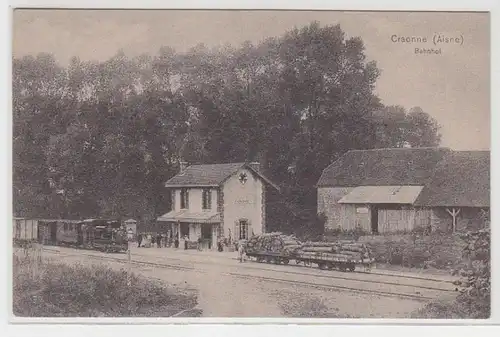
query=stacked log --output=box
[297,241,374,263]
[245,233,302,255]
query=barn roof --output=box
[317,147,451,187]
[338,185,424,204]
[165,162,279,190]
[414,151,490,207]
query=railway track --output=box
[42,248,455,302]
[129,251,456,292]
[124,248,456,284]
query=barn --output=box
[316,148,490,234]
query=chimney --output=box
[179,161,188,173]
[249,162,260,172]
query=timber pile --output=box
[297,241,374,263]
[245,232,302,255]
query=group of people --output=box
[134,232,247,259]
[136,232,179,248]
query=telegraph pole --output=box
[127,236,132,286]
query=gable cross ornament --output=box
[239,172,248,185]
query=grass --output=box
[272,289,354,318]
[409,297,490,319]
[12,249,199,317]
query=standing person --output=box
[156,233,162,248]
[137,233,143,248]
[197,236,203,251]
[184,235,188,250]
[174,236,179,249]
[238,241,245,263]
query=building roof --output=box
[317,147,451,188]
[13,217,81,223]
[317,148,490,208]
[157,210,221,223]
[338,185,424,205]
[165,162,279,190]
[414,151,490,207]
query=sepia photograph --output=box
[10,8,490,320]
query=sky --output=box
[12,10,490,150]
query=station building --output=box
[157,162,279,250]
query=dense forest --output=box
[12,22,442,234]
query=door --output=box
[201,224,212,249]
[37,222,45,243]
[77,224,83,245]
[371,206,379,234]
[49,222,58,243]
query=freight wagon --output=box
[246,249,374,271]
[13,217,128,253]
[13,217,81,245]
[244,233,375,272]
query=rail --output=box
[42,248,455,302]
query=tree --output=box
[373,105,442,148]
[12,22,444,231]
[404,107,442,147]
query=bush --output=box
[13,252,197,317]
[452,227,490,318]
[291,212,327,242]
[324,224,369,241]
[358,233,464,270]
[411,227,490,319]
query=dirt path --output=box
[41,248,433,318]
[192,263,282,317]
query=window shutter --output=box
[171,190,175,210]
[208,190,212,209]
[248,221,252,239]
[186,190,189,209]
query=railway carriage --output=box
[13,217,128,253]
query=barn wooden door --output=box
[370,206,379,234]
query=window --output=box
[64,223,68,231]
[238,220,249,240]
[100,231,112,240]
[180,189,189,209]
[202,189,212,210]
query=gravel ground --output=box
[40,247,446,318]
